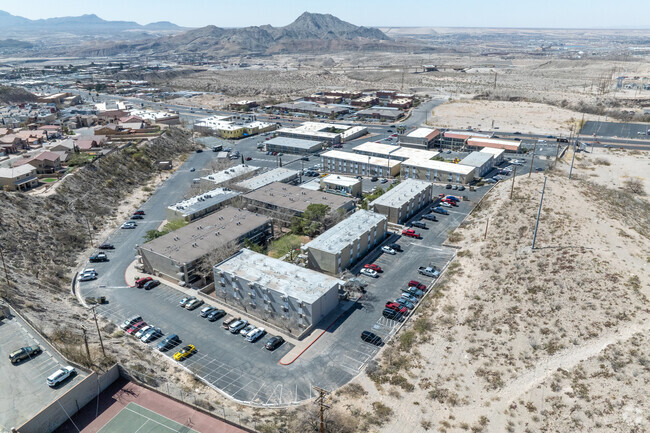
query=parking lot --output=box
[0,310,86,430]
[580,120,650,139]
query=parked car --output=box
[143,279,160,290]
[452,185,458,190]
[394,298,414,309]
[458,185,466,191]
[431,207,448,215]
[98,243,114,250]
[388,243,402,252]
[89,252,108,263]
[130,214,144,220]
[400,293,418,303]
[246,327,266,342]
[240,324,256,337]
[245,157,252,161]
[442,199,458,207]
[229,320,249,334]
[200,306,216,318]
[46,366,76,387]
[408,280,427,291]
[185,299,204,310]
[135,325,152,339]
[9,345,42,363]
[381,246,396,255]
[422,214,438,221]
[126,321,147,335]
[222,315,239,329]
[135,277,153,288]
[445,184,452,189]
[380,178,388,184]
[418,266,440,278]
[360,331,382,345]
[385,302,408,315]
[360,268,378,278]
[79,269,98,281]
[140,327,162,343]
[364,264,382,272]
[133,210,145,215]
[85,296,107,305]
[401,229,420,238]
[371,176,378,182]
[120,315,142,330]
[382,308,402,320]
[403,286,424,297]
[207,309,226,322]
[410,221,427,229]
[121,222,136,229]
[445,196,460,202]
[157,334,181,351]
[440,201,452,208]
[179,296,196,307]
[173,345,196,361]
[265,336,285,351]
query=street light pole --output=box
[532,176,547,250]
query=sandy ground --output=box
[572,147,650,193]
[428,100,601,135]
[331,150,649,432]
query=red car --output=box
[401,229,420,238]
[442,198,458,206]
[133,210,145,215]
[245,157,252,161]
[126,321,146,335]
[408,280,427,291]
[439,193,446,198]
[135,276,153,288]
[385,302,408,315]
[364,264,382,273]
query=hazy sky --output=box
[2,0,649,29]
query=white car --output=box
[185,299,204,310]
[440,202,452,208]
[381,246,396,255]
[140,327,162,343]
[360,268,378,278]
[239,324,255,337]
[47,366,76,387]
[121,222,136,229]
[246,327,266,342]
[135,325,152,339]
[179,296,196,307]
[79,268,98,281]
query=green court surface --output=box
[98,402,200,433]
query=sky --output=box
[1,0,649,29]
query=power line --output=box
[313,386,330,433]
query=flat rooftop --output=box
[407,127,440,139]
[243,182,354,214]
[467,137,522,151]
[201,164,262,185]
[304,210,387,255]
[321,150,401,167]
[234,168,299,191]
[265,137,323,149]
[321,174,360,187]
[444,130,492,140]
[352,142,438,161]
[401,158,477,175]
[215,249,344,304]
[356,108,403,118]
[139,207,271,264]
[459,151,494,167]
[369,179,431,209]
[480,147,506,156]
[167,188,240,216]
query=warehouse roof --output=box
[215,249,344,304]
[235,168,299,191]
[167,188,240,217]
[401,158,477,175]
[321,150,401,167]
[479,147,506,157]
[466,137,522,152]
[443,130,492,140]
[265,137,323,149]
[352,142,438,161]
[304,210,387,255]
[201,164,262,185]
[243,182,354,214]
[369,179,431,209]
[407,127,440,139]
[139,207,271,264]
[321,174,360,188]
[459,152,493,168]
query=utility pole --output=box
[82,327,92,364]
[510,166,517,199]
[532,177,547,250]
[528,142,537,178]
[0,245,9,287]
[83,216,94,247]
[493,72,498,90]
[91,307,105,357]
[484,218,489,241]
[313,386,330,433]
[568,141,577,179]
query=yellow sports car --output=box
[172,344,196,361]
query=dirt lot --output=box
[323,150,649,432]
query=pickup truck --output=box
[418,266,441,278]
[401,229,421,239]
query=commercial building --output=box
[276,122,366,145]
[193,115,276,139]
[440,130,492,148]
[459,152,494,177]
[368,179,432,224]
[356,107,403,122]
[213,249,344,336]
[320,174,362,198]
[352,141,439,161]
[320,150,401,178]
[303,210,387,275]
[138,207,273,285]
[242,182,355,226]
[466,137,522,152]
[401,159,477,184]
[200,164,263,187]
[166,188,241,222]
[387,98,413,109]
[234,168,300,192]
[480,147,506,165]
[351,96,378,107]
[0,166,38,191]
[273,102,350,117]
[399,128,441,149]
[265,137,323,155]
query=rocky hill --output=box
[0,85,37,104]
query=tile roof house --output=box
[12,151,62,174]
[0,165,38,191]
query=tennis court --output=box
[98,402,200,433]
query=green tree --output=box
[291,203,330,236]
[243,238,265,254]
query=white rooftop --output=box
[369,179,431,209]
[480,147,506,156]
[304,210,387,255]
[407,127,437,138]
[235,168,299,191]
[167,188,240,216]
[460,152,493,167]
[352,142,438,161]
[321,174,360,188]
[401,158,477,175]
[0,165,35,178]
[215,249,344,304]
[201,165,262,185]
[321,150,401,167]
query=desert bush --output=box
[623,178,645,195]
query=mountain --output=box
[0,10,184,39]
[74,12,411,58]
[0,85,37,104]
